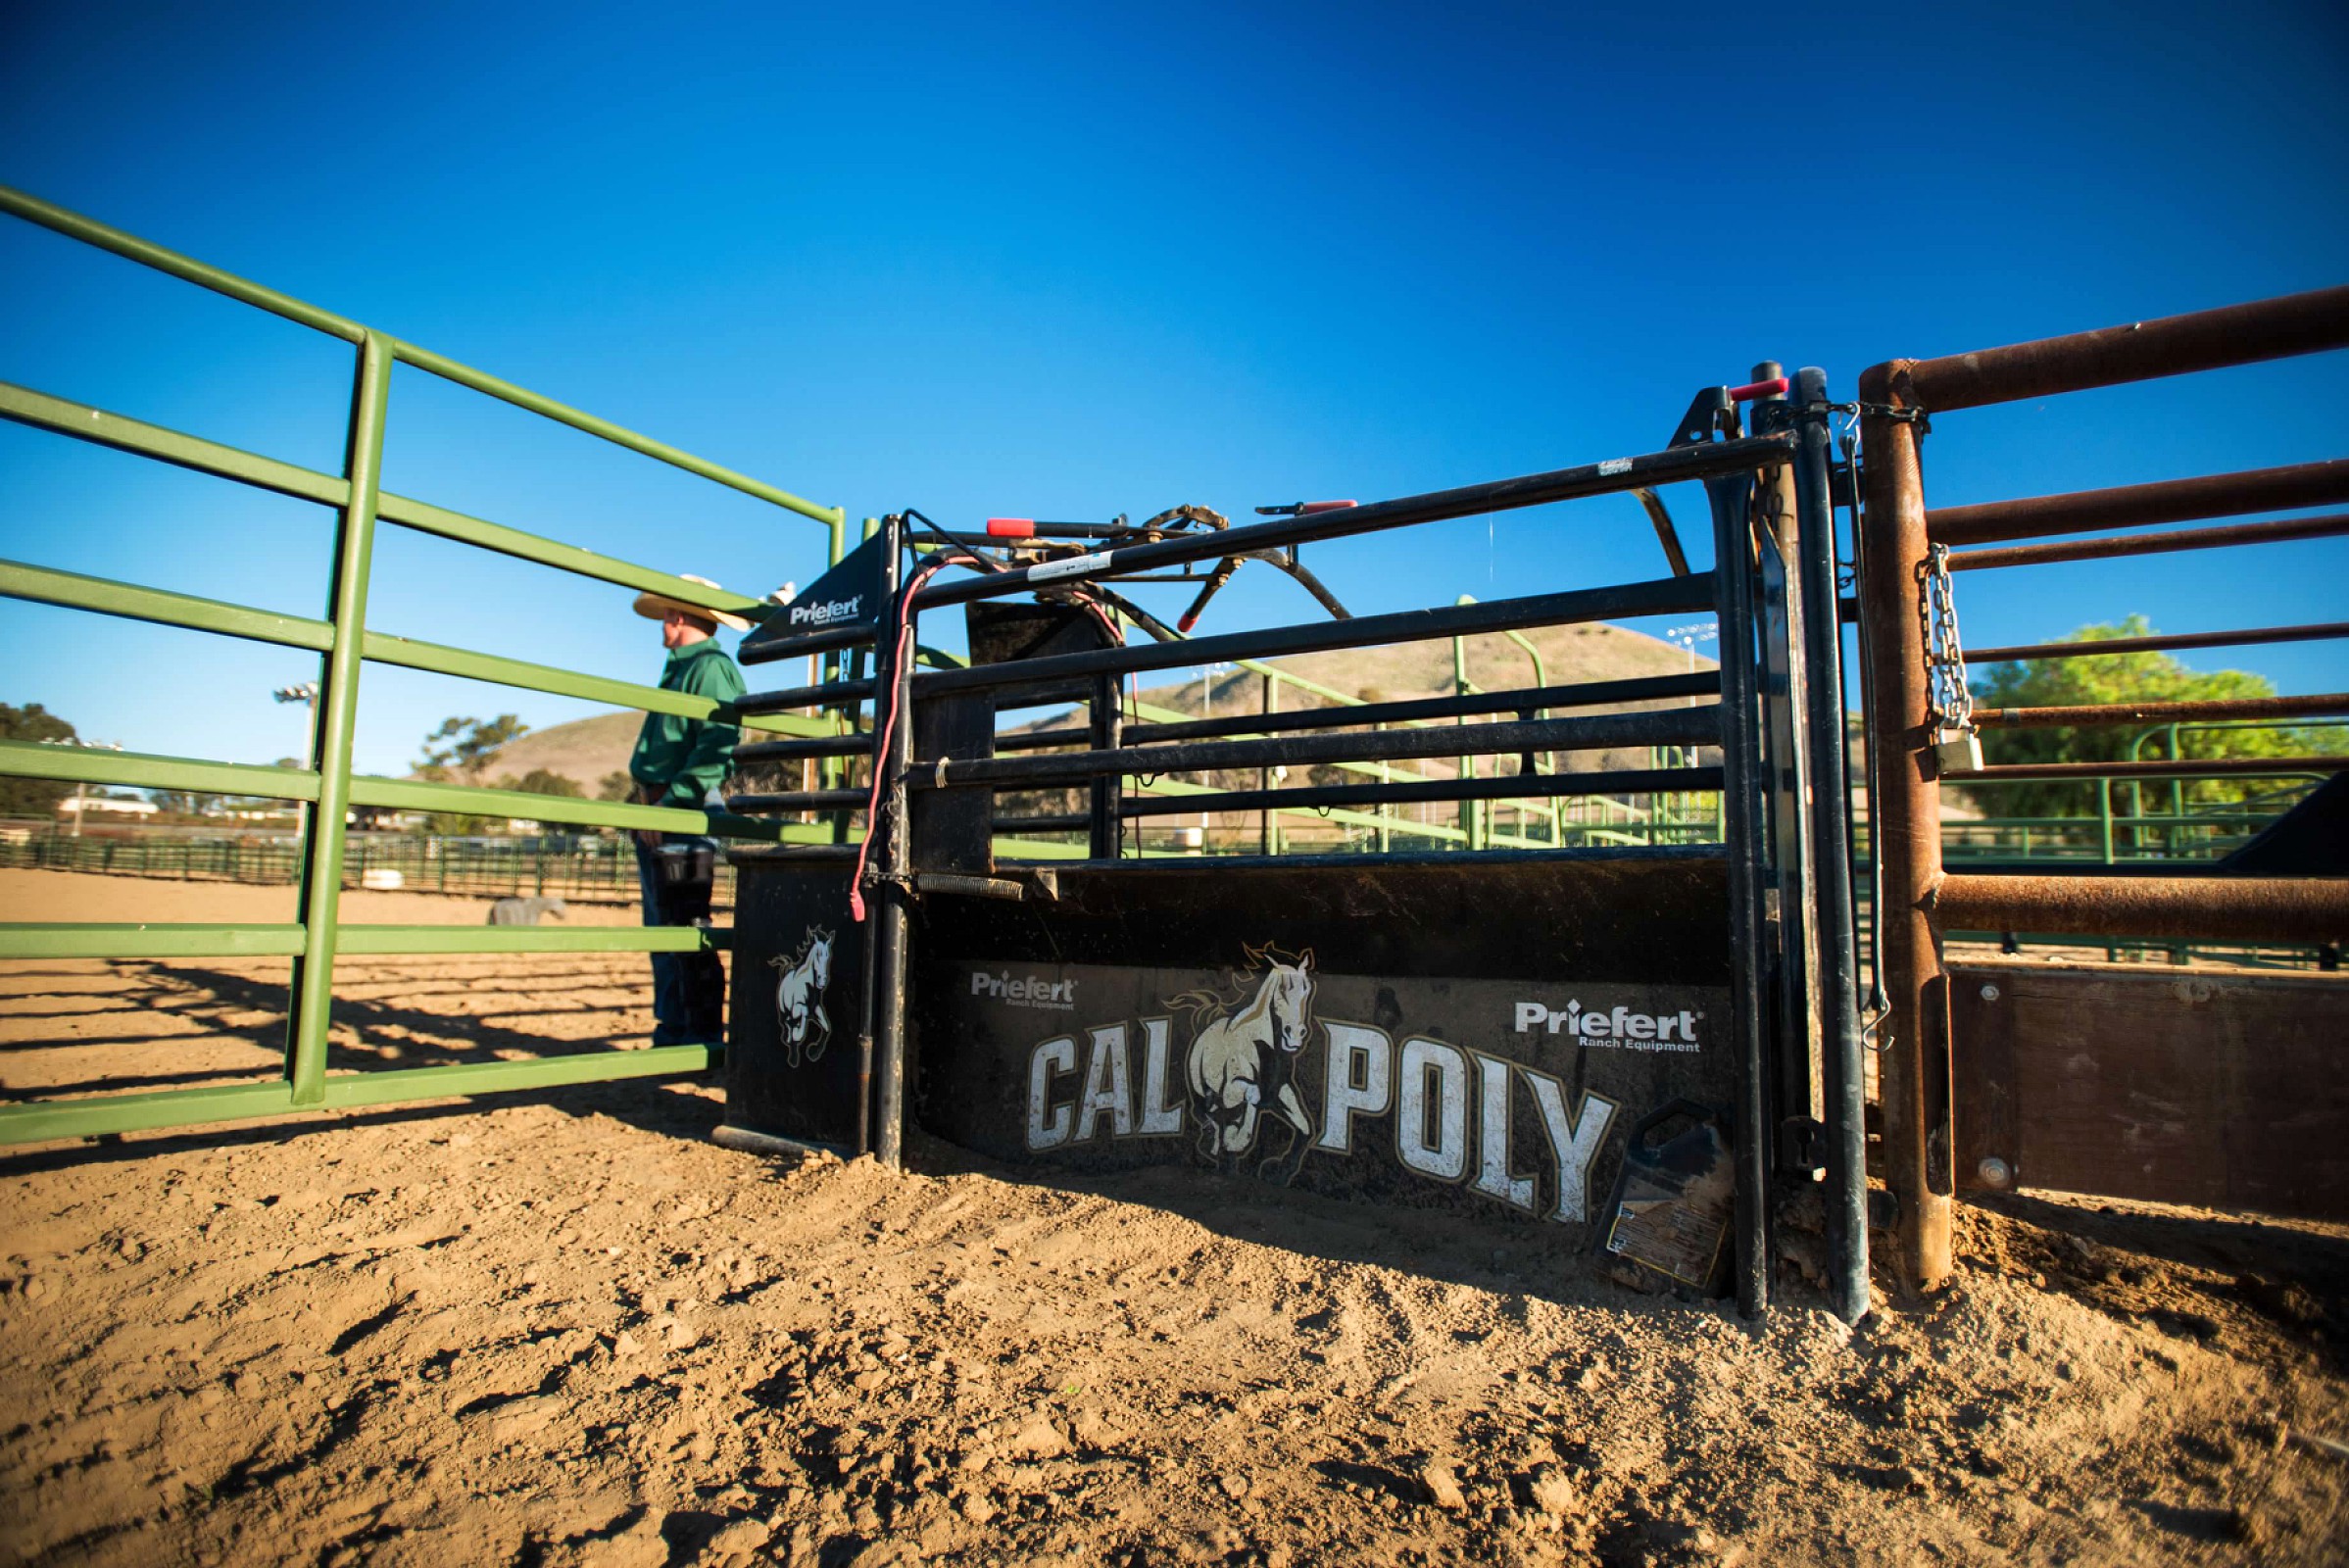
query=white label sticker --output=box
[1597,458,1633,476]
[1029,551,1112,583]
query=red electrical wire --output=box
[848,556,949,922]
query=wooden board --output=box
[1950,962,2349,1221]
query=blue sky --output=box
[2,1,2344,780]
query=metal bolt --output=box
[1978,1156,2013,1189]
[1980,983,2001,1002]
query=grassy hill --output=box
[469,710,643,795]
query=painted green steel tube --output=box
[0,187,841,533]
[287,331,391,1106]
[389,340,844,529]
[0,1045,714,1146]
[347,775,707,833]
[0,923,308,959]
[0,737,323,801]
[373,492,769,616]
[0,559,337,650]
[336,924,709,955]
[0,184,368,343]
[362,631,721,718]
[0,381,349,506]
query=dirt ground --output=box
[3,870,2348,1567]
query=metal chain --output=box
[1921,542,1974,732]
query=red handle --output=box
[985,517,1036,538]
[1726,377,1789,403]
[1297,500,1357,514]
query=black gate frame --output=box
[727,373,1868,1321]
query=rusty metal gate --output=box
[1854,287,2349,1293]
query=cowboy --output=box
[626,574,748,1045]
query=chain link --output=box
[1922,542,1974,732]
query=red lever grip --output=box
[1298,500,1357,514]
[1725,377,1789,403]
[985,517,1036,538]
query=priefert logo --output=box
[788,594,863,627]
[1514,999,1700,1053]
[972,970,1076,1009]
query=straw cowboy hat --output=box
[631,573,752,632]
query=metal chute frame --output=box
[724,375,1874,1323]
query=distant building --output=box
[56,796,158,817]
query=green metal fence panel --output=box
[0,185,849,1143]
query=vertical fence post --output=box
[285,329,391,1104]
[1856,365,1954,1293]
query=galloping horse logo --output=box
[1171,945,1318,1181]
[769,926,834,1068]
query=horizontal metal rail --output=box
[1123,670,1720,745]
[725,790,868,813]
[1115,765,1723,819]
[926,705,1720,789]
[913,434,1796,609]
[1968,621,2349,664]
[1947,512,2349,570]
[1953,757,2345,783]
[732,732,873,764]
[917,576,1711,697]
[0,383,774,623]
[373,493,770,616]
[0,736,791,839]
[0,923,712,959]
[1929,462,2349,548]
[0,379,350,504]
[1934,872,2349,944]
[1975,693,2349,728]
[736,676,878,715]
[0,561,822,736]
[0,737,324,802]
[1892,284,2349,412]
[0,558,337,649]
[0,183,841,528]
[0,1045,717,1146]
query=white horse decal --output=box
[769,927,834,1068]
[1172,945,1318,1181]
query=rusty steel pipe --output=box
[1969,621,2349,666]
[1935,874,2349,945]
[1975,693,2349,728]
[1893,285,2349,413]
[1948,512,2349,570]
[1929,461,2349,548]
[1956,756,2345,782]
[1854,367,1954,1295]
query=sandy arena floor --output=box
[2,870,2347,1566]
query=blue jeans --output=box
[635,833,725,1045]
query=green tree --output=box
[416,714,529,835]
[0,703,76,817]
[1964,615,2315,820]
[497,768,584,798]
[598,770,636,803]
[416,714,530,785]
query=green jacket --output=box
[629,639,746,809]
